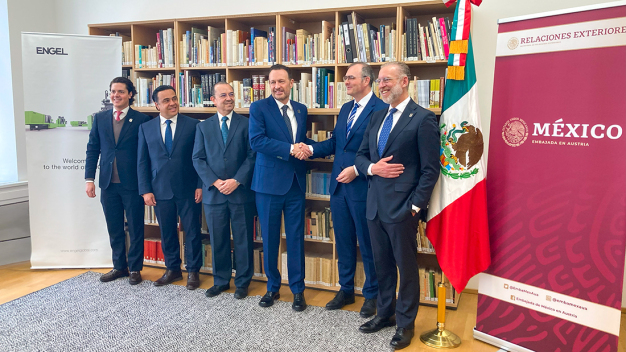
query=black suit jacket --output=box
[355,98,440,223]
[192,112,256,204]
[137,114,202,200]
[85,108,151,190]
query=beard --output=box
[381,83,403,104]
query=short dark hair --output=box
[348,62,375,87]
[212,81,233,97]
[109,77,137,105]
[152,85,176,104]
[269,64,292,80]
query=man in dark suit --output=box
[85,77,151,285]
[137,85,203,290]
[308,63,387,318]
[193,82,256,299]
[355,62,440,350]
[249,64,313,311]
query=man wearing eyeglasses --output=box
[193,82,256,299]
[355,62,440,350]
[308,63,387,318]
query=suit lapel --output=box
[211,114,226,150]
[293,102,305,143]
[225,113,240,150]
[268,98,293,143]
[346,99,373,144]
[152,117,168,155]
[381,100,418,157]
[105,110,116,145]
[170,114,185,154]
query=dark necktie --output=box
[346,102,360,137]
[165,120,173,155]
[281,105,294,142]
[377,108,397,157]
[221,116,229,145]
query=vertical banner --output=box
[22,33,121,268]
[475,3,626,352]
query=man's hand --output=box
[195,188,202,203]
[143,193,156,206]
[291,143,312,160]
[371,155,404,178]
[86,182,96,198]
[218,179,239,195]
[337,166,357,183]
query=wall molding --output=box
[0,181,28,206]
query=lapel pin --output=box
[409,113,413,118]
[129,119,133,122]
[297,110,301,114]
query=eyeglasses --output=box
[343,75,366,82]
[217,92,235,98]
[374,77,395,85]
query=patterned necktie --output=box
[281,105,294,142]
[165,120,173,155]
[346,102,359,137]
[377,108,397,157]
[221,115,229,145]
[115,110,122,121]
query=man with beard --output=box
[193,82,256,299]
[355,62,440,350]
[249,64,313,312]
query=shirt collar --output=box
[218,111,234,121]
[114,106,130,119]
[355,91,373,108]
[389,96,411,115]
[160,114,178,125]
[275,99,292,112]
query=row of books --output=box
[289,68,336,109]
[122,41,133,66]
[402,17,452,62]
[230,76,270,108]
[305,208,334,241]
[134,74,176,107]
[144,206,157,224]
[280,252,336,286]
[420,267,457,304]
[179,71,226,108]
[306,170,332,198]
[339,12,397,63]
[407,77,445,109]
[144,239,165,264]
[308,122,332,143]
[253,248,266,277]
[135,28,175,68]
[417,220,435,254]
[282,22,336,65]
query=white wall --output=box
[7,0,626,306]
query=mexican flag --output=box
[425,0,490,293]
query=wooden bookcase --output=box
[89,0,460,309]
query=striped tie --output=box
[346,102,359,137]
[377,108,397,157]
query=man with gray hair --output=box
[355,62,440,350]
[308,62,387,317]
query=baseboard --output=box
[473,328,536,352]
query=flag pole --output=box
[419,271,462,348]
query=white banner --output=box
[22,33,121,268]
[496,17,626,57]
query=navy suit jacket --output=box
[311,94,387,201]
[85,108,151,190]
[137,114,202,200]
[355,99,440,223]
[249,97,313,195]
[192,112,256,204]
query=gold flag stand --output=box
[419,272,462,349]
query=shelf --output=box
[282,279,339,292]
[284,63,337,68]
[404,60,449,66]
[134,67,176,72]
[281,235,333,244]
[122,64,133,68]
[307,158,334,163]
[179,66,227,71]
[306,195,330,201]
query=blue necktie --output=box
[377,108,397,157]
[165,119,173,155]
[346,102,359,137]
[221,115,229,145]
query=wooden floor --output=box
[1,262,624,352]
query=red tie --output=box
[115,111,122,121]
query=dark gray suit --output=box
[193,112,256,288]
[355,98,440,329]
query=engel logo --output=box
[36,47,68,55]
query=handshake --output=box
[291,142,313,160]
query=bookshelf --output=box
[89,1,459,309]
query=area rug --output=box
[0,272,396,351]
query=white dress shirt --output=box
[218,111,234,129]
[275,99,297,142]
[114,106,130,121]
[160,114,178,143]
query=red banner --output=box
[476,4,626,352]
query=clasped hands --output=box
[212,179,239,195]
[291,142,312,160]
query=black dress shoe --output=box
[154,270,183,286]
[359,315,396,333]
[292,293,307,312]
[360,298,377,318]
[100,269,129,282]
[390,327,414,350]
[129,271,142,285]
[259,291,280,307]
[234,287,248,299]
[186,272,200,290]
[325,290,355,310]
[205,283,230,297]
